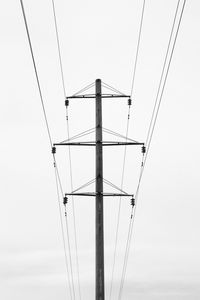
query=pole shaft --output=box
[95,79,105,300]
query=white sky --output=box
[0,0,200,299]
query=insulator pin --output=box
[131,197,135,207]
[65,99,69,107]
[142,145,146,154]
[63,196,68,205]
[52,146,56,154]
[128,98,132,106]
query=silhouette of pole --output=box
[95,79,105,300]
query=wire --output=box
[73,82,95,96]
[130,0,146,97]
[54,161,76,300]
[20,0,53,148]
[102,82,126,96]
[51,1,82,298]
[72,179,96,193]
[20,0,72,298]
[103,179,128,195]
[54,159,77,300]
[54,164,73,300]
[64,205,76,300]
[20,1,75,297]
[60,127,95,143]
[66,117,82,300]
[103,127,138,142]
[145,0,181,147]
[118,157,144,300]
[109,105,131,300]
[109,2,146,298]
[51,0,67,98]
[118,1,187,298]
[145,0,186,153]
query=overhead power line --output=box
[130,0,146,97]
[19,0,52,148]
[54,165,73,300]
[109,1,146,299]
[51,0,67,98]
[108,105,131,300]
[118,1,187,299]
[51,1,82,299]
[145,0,181,147]
[20,1,75,297]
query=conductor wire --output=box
[51,1,82,298]
[130,0,146,97]
[20,1,75,297]
[54,164,73,300]
[20,0,52,147]
[52,0,67,98]
[118,1,187,298]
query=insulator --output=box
[128,98,132,106]
[131,197,135,207]
[52,146,56,154]
[63,196,68,205]
[142,145,146,154]
[65,99,69,107]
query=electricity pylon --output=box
[54,79,144,300]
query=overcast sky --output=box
[0,0,200,299]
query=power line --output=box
[51,0,67,98]
[118,1,187,298]
[145,0,181,147]
[54,164,73,300]
[51,1,82,298]
[20,0,52,148]
[54,156,76,300]
[118,156,144,300]
[109,1,146,298]
[108,105,131,300]
[20,1,75,297]
[64,205,76,300]
[130,0,146,97]
[66,116,82,300]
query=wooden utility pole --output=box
[95,79,105,300]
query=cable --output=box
[64,205,76,300]
[118,1,187,298]
[66,116,82,300]
[54,164,73,300]
[118,157,144,300]
[20,1,75,297]
[145,0,181,147]
[103,127,138,142]
[51,0,67,98]
[109,2,146,297]
[54,162,76,300]
[145,0,186,153]
[109,105,131,300]
[102,82,126,96]
[60,127,95,143]
[103,179,128,195]
[72,179,96,193]
[51,1,82,298]
[130,0,146,97]
[20,0,53,148]
[73,82,95,96]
